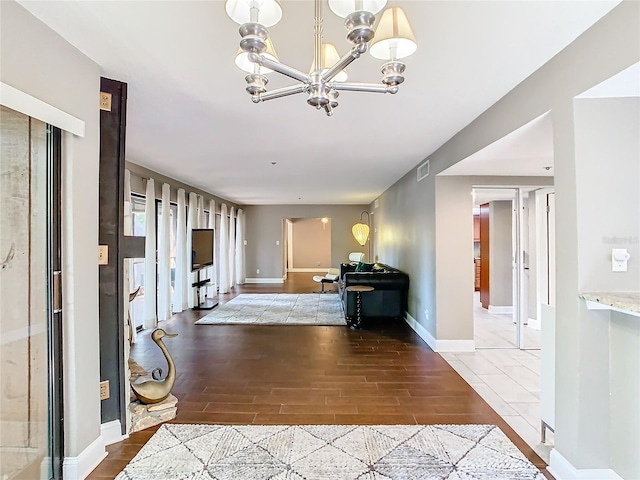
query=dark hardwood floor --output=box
[88,273,550,479]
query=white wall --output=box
[0,0,102,465]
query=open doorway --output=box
[473,187,554,350]
[284,217,332,274]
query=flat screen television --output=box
[191,229,214,272]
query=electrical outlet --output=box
[424,309,430,321]
[256,269,260,274]
[276,240,280,246]
[99,380,110,400]
[98,245,108,265]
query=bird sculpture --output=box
[130,328,178,404]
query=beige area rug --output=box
[195,293,346,326]
[115,424,545,479]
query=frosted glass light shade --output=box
[225,0,282,27]
[235,37,279,73]
[370,7,417,60]
[352,222,370,246]
[328,0,387,18]
[309,43,348,82]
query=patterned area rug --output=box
[115,424,544,479]
[195,294,345,326]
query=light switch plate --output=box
[98,245,108,265]
[612,248,629,272]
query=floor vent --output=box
[417,159,430,182]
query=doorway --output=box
[1,106,64,479]
[473,187,552,350]
[285,217,332,273]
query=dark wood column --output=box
[99,77,127,430]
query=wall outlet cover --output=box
[98,245,108,265]
[99,380,110,400]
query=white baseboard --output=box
[288,268,327,273]
[63,435,106,480]
[548,449,622,479]
[244,277,284,284]
[404,312,475,352]
[527,317,541,330]
[101,419,128,446]
[488,305,513,315]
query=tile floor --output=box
[440,348,553,462]
[441,293,553,461]
[474,292,541,349]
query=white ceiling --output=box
[18,0,619,204]
[578,62,640,98]
[439,112,554,177]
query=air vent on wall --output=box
[417,159,430,182]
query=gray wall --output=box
[244,205,367,279]
[489,201,513,307]
[1,0,102,459]
[610,311,640,480]
[569,96,640,477]
[126,161,240,210]
[382,171,552,344]
[373,1,639,474]
[573,97,639,293]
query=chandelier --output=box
[225,0,417,116]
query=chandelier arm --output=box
[321,45,364,82]
[251,54,310,83]
[332,82,399,94]
[258,84,309,102]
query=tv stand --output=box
[192,268,218,310]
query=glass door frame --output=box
[46,124,64,479]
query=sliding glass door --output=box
[0,106,63,479]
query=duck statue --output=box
[131,328,178,404]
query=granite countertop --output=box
[580,292,640,315]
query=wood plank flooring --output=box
[87,273,550,479]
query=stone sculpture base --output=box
[129,393,178,433]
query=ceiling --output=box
[439,112,554,177]
[578,62,640,98]
[18,0,619,205]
